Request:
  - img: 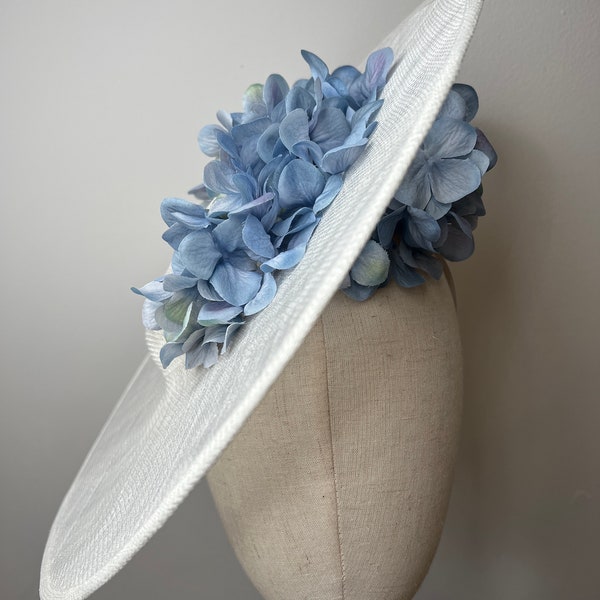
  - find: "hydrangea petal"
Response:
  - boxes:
[452,83,479,122]
[160,198,209,228]
[313,174,343,213]
[321,139,368,174]
[160,342,185,369]
[178,230,222,279]
[244,272,277,316]
[301,49,329,81]
[163,274,198,292]
[131,278,170,302]
[278,159,325,209]
[142,299,162,330]
[210,262,262,307]
[196,278,222,302]
[198,301,243,326]
[426,117,477,158]
[405,207,441,251]
[437,90,467,120]
[475,128,497,170]
[310,107,351,152]
[212,216,244,254]
[257,123,281,163]
[242,214,275,259]
[377,207,406,248]
[342,280,379,301]
[429,158,482,204]
[198,124,225,157]
[185,340,218,369]
[469,148,490,175]
[279,108,310,152]
[350,240,390,287]
[264,74,289,115]
[260,245,306,272]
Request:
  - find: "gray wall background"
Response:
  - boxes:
[1,0,599,598]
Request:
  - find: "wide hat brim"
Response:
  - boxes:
[40,1,483,598]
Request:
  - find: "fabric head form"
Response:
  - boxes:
[40,1,484,598]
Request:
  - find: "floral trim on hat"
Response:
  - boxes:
[342,82,497,299]
[134,50,497,369]
[133,48,394,369]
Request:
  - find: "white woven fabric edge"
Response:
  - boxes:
[40,1,484,598]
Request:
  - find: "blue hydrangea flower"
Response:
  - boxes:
[343,83,496,297]
[134,48,392,368]
[394,84,495,220]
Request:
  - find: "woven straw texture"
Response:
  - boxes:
[40,1,483,598]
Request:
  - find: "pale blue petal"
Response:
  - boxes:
[216,109,233,131]
[181,328,204,353]
[244,272,277,315]
[285,86,316,114]
[350,240,390,287]
[131,278,170,302]
[197,278,223,301]
[210,263,262,306]
[160,343,184,368]
[260,245,306,272]
[278,159,325,209]
[271,207,315,243]
[313,174,343,213]
[425,196,452,219]
[321,139,367,174]
[257,123,281,163]
[221,322,243,353]
[291,140,324,164]
[452,83,479,122]
[212,216,244,253]
[185,340,218,369]
[204,160,236,194]
[376,207,405,248]
[330,65,360,90]
[178,230,222,279]
[198,301,243,326]
[301,49,329,81]
[280,108,310,152]
[160,197,209,229]
[142,299,162,330]
[187,182,210,202]
[264,74,289,115]
[231,117,271,147]
[425,117,477,158]
[469,149,490,175]
[437,90,467,120]
[229,192,274,216]
[405,207,441,250]
[475,128,497,170]
[198,124,225,157]
[215,130,240,161]
[364,47,394,91]
[242,214,274,258]
[430,158,482,204]
[163,273,198,292]
[341,280,379,301]
[310,107,351,152]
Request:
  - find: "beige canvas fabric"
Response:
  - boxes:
[207,273,462,600]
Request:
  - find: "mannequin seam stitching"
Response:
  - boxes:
[322,315,346,599]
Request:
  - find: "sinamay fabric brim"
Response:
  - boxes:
[40,1,484,598]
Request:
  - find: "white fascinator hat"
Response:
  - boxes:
[41,1,484,598]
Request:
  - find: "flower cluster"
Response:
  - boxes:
[133,48,394,369]
[342,83,497,299]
